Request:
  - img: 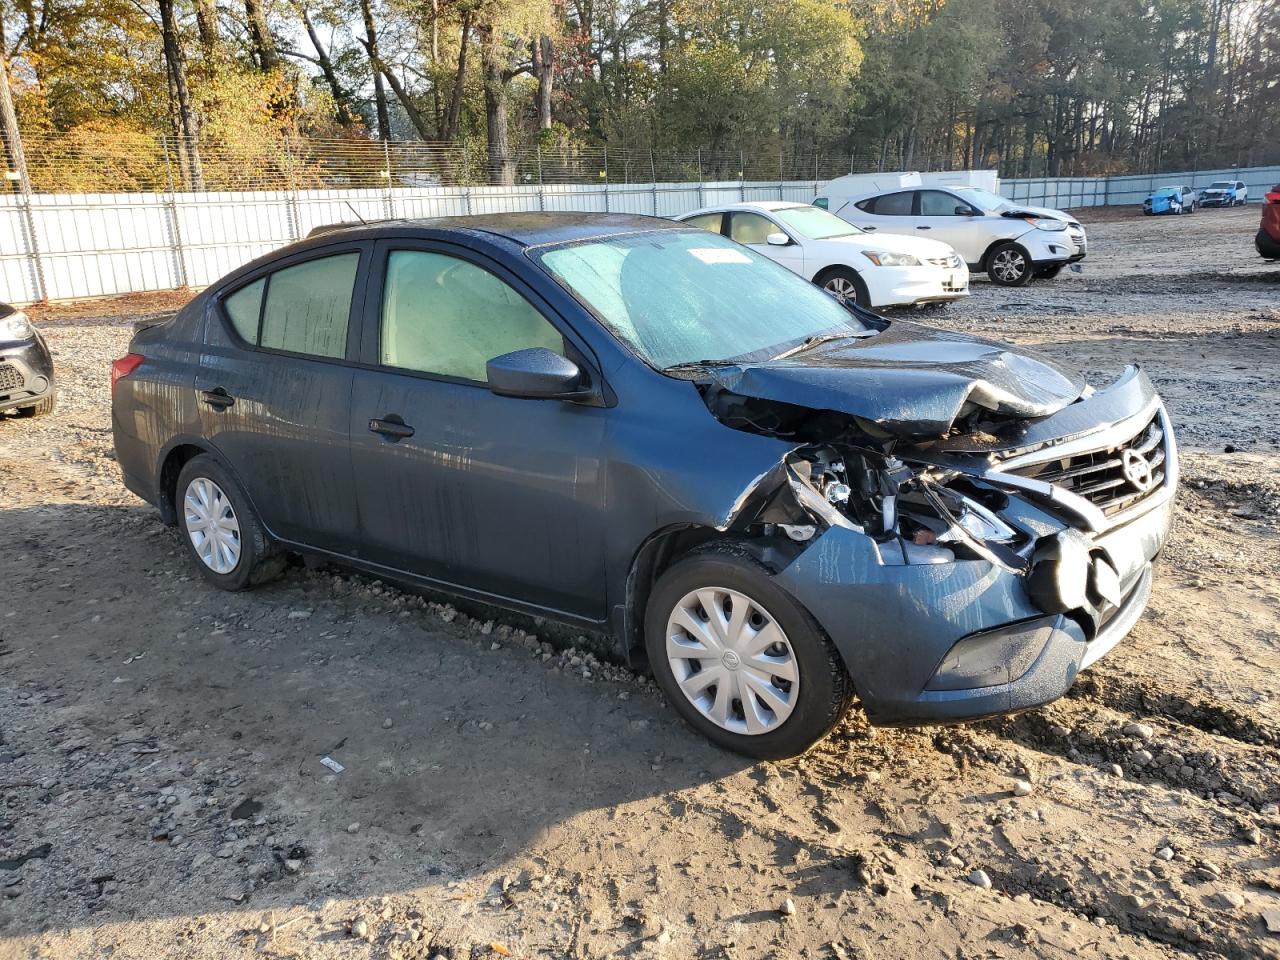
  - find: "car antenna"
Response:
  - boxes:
[344,202,369,226]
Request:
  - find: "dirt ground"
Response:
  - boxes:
[1,204,1279,960]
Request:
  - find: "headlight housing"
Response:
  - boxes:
[863,251,921,267]
[0,309,34,342]
[1026,217,1068,232]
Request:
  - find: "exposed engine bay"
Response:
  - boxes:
[705,386,1035,574]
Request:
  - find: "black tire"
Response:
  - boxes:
[1034,263,1064,280]
[817,266,870,308]
[14,391,55,418]
[175,454,281,590]
[644,541,854,760]
[986,242,1033,286]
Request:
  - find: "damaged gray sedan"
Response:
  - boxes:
[112,213,1176,759]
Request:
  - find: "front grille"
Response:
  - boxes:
[1009,414,1166,518]
[0,362,23,392]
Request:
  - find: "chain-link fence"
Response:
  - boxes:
[3,132,883,194]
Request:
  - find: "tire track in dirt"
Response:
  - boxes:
[1067,672,1280,748]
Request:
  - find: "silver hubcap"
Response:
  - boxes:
[824,276,857,301]
[992,249,1026,282]
[665,587,800,736]
[183,477,241,575]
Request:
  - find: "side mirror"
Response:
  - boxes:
[487,347,591,401]
[955,205,975,216]
[765,232,790,246]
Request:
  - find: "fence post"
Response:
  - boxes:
[382,140,395,219]
[463,144,472,214]
[161,139,189,290]
[283,137,301,241]
[697,149,704,208]
[650,150,658,216]
[739,149,745,202]
[602,146,609,213]
[536,144,545,211]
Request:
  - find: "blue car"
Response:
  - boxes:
[109,213,1178,758]
[1143,185,1197,215]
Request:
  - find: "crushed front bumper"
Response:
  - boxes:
[773,367,1177,726]
[0,333,55,414]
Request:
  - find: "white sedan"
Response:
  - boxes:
[675,201,969,308]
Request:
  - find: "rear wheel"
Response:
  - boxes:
[987,243,1033,286]
[176,455,281,590]
[817,267,870,308]
[645,542,854,759]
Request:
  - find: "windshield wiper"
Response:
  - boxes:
[772,332,861,361]
[661,358,745,373]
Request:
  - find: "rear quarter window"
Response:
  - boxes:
[223,277,264,343]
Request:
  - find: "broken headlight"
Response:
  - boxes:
[0,309,33,342]
[935,498,1017,545]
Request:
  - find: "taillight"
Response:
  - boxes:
[111,353,144,394]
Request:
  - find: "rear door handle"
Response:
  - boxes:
[862,226,877,232]
[201,388,235,409]
[916,225,931,230]
[369,417,415,440]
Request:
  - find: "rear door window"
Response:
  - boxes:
[871,191,914,216]
[259,254,360,358]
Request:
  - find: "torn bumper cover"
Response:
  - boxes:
[768,367,1178,725]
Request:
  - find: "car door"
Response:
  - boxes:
[197,245,367,552]
[346,240,609,619]
[913,189,983,263]
[726,211,804,275]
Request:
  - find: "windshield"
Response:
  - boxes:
[1208,181,1233,189]
[1157,185,1182,193]
[772,206,863,239]
[953,186,1010,211]
[536,230,873,371]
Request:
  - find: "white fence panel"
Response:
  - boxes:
[1,164,1277,304]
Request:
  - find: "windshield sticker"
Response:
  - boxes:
[689,247,752,265]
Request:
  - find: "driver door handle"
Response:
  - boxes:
[862,226,877,232]
[201,387,235,409]
[916,225,931,230]
[369,417,415,440]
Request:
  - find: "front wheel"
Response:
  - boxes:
[987,243,1033,286]
[817,267,871,308]
[645,542,854,759]
[176,455,281,590]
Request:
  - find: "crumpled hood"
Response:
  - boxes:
[698,321,1085,438]
[1003,203,1073,221]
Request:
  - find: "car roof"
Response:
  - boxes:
[306,211,685,248]
[678,200,810,218]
